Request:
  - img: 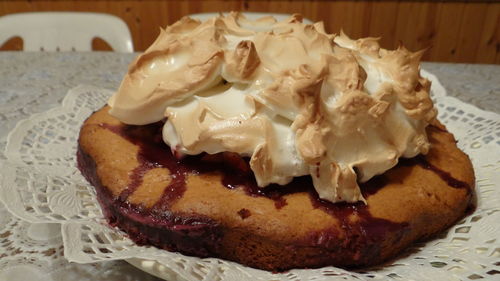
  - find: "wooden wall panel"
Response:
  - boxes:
[0,0,498,64]
[456,3,487,63]
[432,2,465,63]
[474,3,500,64]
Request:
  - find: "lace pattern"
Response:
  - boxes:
[1,81,499,281]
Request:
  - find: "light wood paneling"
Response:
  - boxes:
[0,0,498,63]
[432,2,465,63]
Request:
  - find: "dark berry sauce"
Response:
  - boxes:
[237,208,252,219]
[75,118,475,269]
[100,122,469,213]
[399,155,470,189]
[100,123,191,210]
[97,121,473,247]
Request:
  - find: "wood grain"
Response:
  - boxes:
[0,0,498,63]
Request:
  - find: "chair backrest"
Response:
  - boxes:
[188,12,314,25]
[0,12,133,52]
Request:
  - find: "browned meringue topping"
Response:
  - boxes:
[224,40,260,81]
[108,12,436,203]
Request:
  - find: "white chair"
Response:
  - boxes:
[0,12,133,52]
[188,12,314,24]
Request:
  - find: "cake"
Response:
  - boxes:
[77,13,475,271]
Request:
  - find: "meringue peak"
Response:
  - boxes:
[108,12,435,203]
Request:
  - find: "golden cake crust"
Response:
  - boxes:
[78,106,475,271]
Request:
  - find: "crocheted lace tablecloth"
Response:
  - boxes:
[0,52,499,281]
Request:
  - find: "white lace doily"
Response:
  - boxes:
[1,78,499,281]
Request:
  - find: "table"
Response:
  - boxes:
[0,52,499,281]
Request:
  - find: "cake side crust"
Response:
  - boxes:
[77,106,475,271]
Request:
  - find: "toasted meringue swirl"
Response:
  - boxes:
[108,12,436,203]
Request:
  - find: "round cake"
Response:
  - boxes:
[77,13,475,271]
[77,106,474,271]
